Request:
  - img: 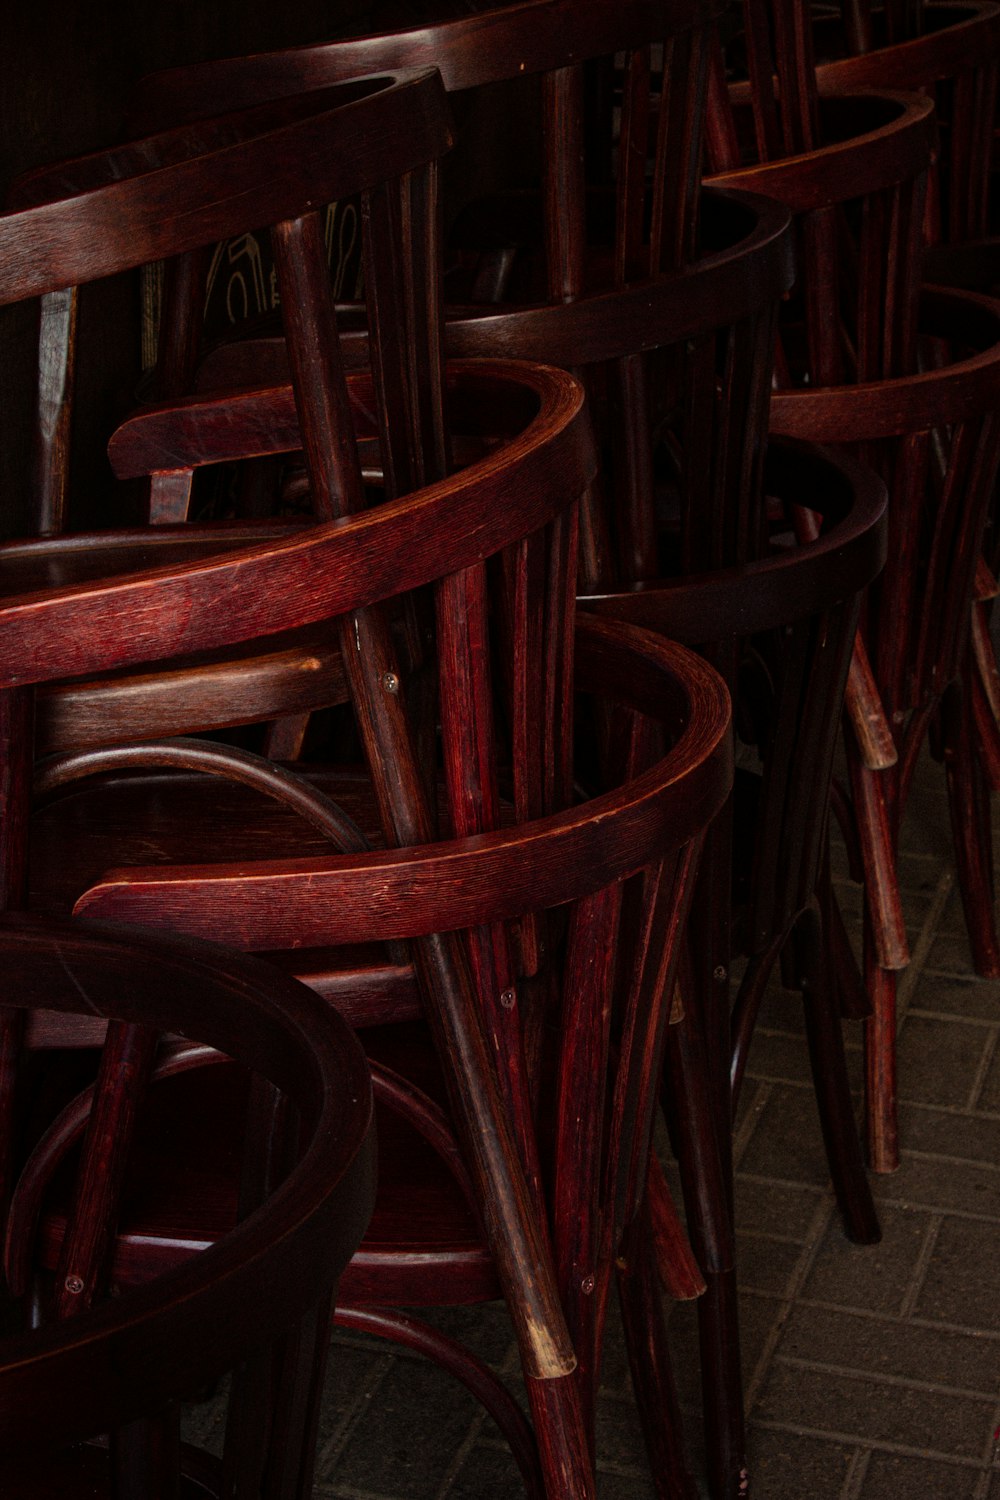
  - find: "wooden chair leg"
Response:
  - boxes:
[664,1005,747,1498]
[863,935,900,1174]
[944,676,1000,977]
[796,906,880,1239]
[527,1370,598,1500]
[616,1211,700,1500]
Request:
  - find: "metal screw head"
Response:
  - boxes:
[580,1274,595,1294]
[499,988,516,1009]
[382,671,400,694]
[64,1275,84,1295]
[713,965,727,982]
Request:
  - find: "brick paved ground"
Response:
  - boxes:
[189,758,1000,1497]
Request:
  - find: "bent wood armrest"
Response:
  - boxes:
[73,620,733,949]
[0,363,594,688]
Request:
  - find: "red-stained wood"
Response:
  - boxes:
[0,916,374,1492]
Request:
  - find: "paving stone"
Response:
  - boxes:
[895,1014,993,1108]
[907,974,1000,1023]
[737,1233,807,1297]
[895,851,950,895]
[873,1153,1000,1219]
[317,1342,393,1451]
[445,1440,527,1498]
[755,984,806,1033]
[897,1102,1000,1165]
[754,1363,996,1457]
[976,1044,1000,1113]
[860,1451,986,1498]
[738,1290,786,1386]
[737,1082,838,1188]
[926,933,982,977]
[418,1301,516,1368]
[777,1303,1000,1395]
[734,1177,826,1240]
[595,1392,654,1470]
[914,1217,1000,1333]
[800,1205,933,1316]
[330,1358,482,1498]
[745,1027,863,1090]
[594,1471,658,1499]
[744,1427,854,1498]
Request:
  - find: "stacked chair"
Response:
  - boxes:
[706,0,1000,1177]
[807,0,1000,1001]
[0,915,375,1497]
[0,29,735,1500]
[115,5,891,1494]
[8,0,1000,1493]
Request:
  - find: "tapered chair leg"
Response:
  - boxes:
[864,926,900,1174]
[944,675,1000,978]
[664,1007,747,1499]
[796,907,881,1242]
[617,1210,699,1500]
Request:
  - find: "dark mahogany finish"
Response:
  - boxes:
[769,287,1000,1171]
[584,438,888,1497]
[0,914,375,1497]
[22,615,732,1500]
[814,2,1000,248]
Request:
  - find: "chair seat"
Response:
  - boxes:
[29,766,385,914]
[29,1029,496,1307]
[35,623,349,755]
[0,521,300,600]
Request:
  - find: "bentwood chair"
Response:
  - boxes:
[812,1,1000,250]
[14,609,732,1500]
[581,439,888,1498]
[114,0,728,588]
[0,64,621,1491]
[7,68,454,538]
[807,1,1000,999]
[705,9,945,1168]
[0,913,375,1499]
[10,327,730,1500]
[768,285,1000,1171]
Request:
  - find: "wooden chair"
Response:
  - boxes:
[769,285,1000,1169]
[807,2,1000,999]
[582,437,888,1498]
[109,0,729,587]
[0,344,602,1479]
[14,609,732,1500]
[0,912,375,1498]
[0,80,616,1488]
[7,68,454,536]
[813,1,1000,248]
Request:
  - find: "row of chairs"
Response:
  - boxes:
[0,0,996,1494]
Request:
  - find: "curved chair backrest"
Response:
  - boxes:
[24,616,732,1493]
[707,86,936,389]
[770,286,1000,743]
[68,613,731,1354]
[0,360,592,688]
[445,186,795,579]
[127,0,726,288]
[705,0,939,390]
[813,0,1000,244]
[582,438,888,944]
[4,69,453,535]
[0,914,374,1491]
[117,0,786,597]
